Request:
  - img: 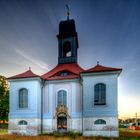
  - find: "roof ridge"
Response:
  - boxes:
[83,64,122,73]
[8,69,40,80]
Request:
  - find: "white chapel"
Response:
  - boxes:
[8,14,122,137]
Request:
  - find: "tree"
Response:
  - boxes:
[0,75,9,123]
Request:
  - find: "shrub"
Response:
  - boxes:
[42,131,82,138]
[66,131,82,138]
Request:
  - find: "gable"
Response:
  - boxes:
[41,63,84,80]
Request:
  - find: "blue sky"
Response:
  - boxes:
[0,0,140,118]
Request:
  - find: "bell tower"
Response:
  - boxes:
[57,10,79,64]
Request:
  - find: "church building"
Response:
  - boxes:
[8,14,122,137]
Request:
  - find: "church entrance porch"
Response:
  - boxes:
[57,116,67,132]
[55,105,69,132]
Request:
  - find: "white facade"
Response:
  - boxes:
[8,71,120,137]
[42,80,82,132]
[81,72,119,137]
[8,78,42,135]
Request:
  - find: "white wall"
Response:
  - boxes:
[43,80,82,119]
[8,118,41,136]
[9,78,41,119]
[82,73,119,117]
[83,117,118,137]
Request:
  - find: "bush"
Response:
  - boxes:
[0,123,8,129]
[66,131,82,138]
[42,131,82,138]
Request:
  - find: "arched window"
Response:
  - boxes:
[18,120,28,125]
[63,41,71,57]
[57,90,67,107]
[94,119,106,125]
[19,88,28,108]
[94,83,106,105]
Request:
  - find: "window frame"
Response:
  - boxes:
[18,120,28,125]
[94,119,106,125]
[19,88,28,109]
[60,71,69,76]
[94,83,106,105]
[57,90,67,107]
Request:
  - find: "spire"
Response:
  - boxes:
[97,61,99,65]
[29,67,31,70]
[66,4,70,20]
[57,6,78,64]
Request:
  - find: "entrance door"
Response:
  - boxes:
[57,117,67,131]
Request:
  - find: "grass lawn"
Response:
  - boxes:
[0,129,8,135]
[119,128,140,138]
[0,128,140,140]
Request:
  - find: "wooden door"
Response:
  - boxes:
[57,117,67,130]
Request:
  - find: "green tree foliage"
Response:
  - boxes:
[0,75,9,121]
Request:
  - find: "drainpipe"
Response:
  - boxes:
[82,81,84,134]
[41,79,45,135]
[80,78,83,134]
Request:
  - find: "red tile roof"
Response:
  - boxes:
[8,69,40,80]
[8,64,122,80]
[41,63,84,80]
[82,64,122,73]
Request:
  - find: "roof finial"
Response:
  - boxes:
[29,67,31,70]
[66,4,70,20]
[97,61,99,65]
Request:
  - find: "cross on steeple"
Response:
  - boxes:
[66,4,70,20]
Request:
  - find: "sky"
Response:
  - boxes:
[0,0,140,118]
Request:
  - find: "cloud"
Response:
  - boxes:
[15,48,50,71]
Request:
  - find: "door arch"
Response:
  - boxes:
[57,115,67,131]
